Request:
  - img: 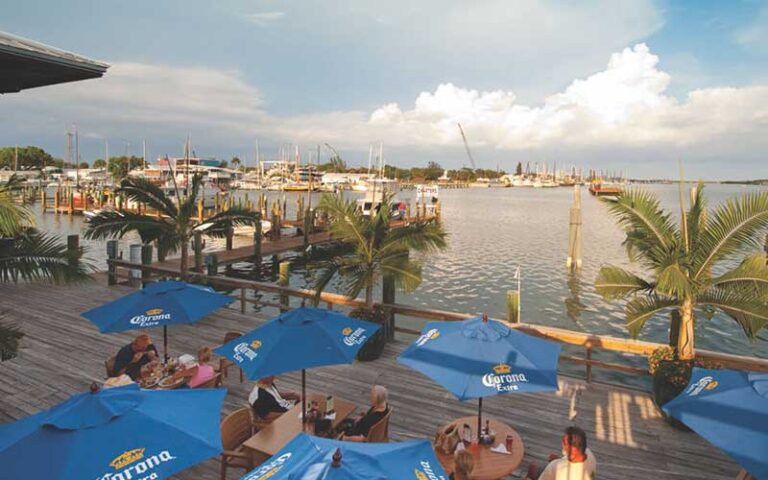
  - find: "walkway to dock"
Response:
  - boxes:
[0,279,740,479]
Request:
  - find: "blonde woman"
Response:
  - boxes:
[171,346,216,388]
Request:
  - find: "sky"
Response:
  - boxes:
[2,0,768,179]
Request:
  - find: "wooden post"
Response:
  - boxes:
[240,288,247,314]
[567,184,583,271]
[297,196,304,222]
[585,345,593,383]
[204,254,219,276]
[382,274,396,340]
[141,244,153,287]
[278,261,290,312]
[193,232,203,272]
[214,193,220,213]
[66,234,79,268]
[54,188,60,213]
[129,244,142,287]
[303,208,311,249]
[506,290,520,323]
[107,240,118,285]
[253,217,262,265]
[41,189,47,212]
[226,225,234,251]
[271,211,281,241]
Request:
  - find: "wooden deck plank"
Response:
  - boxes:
[0,280,740,480]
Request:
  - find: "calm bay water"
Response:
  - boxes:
[33,184,768,385]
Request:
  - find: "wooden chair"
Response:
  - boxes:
[195,373,223,389]
[219,407,255,480]
[219,332,245,384]
[365,407,392,443]
[736,469,756,480]
[105,354,117,378]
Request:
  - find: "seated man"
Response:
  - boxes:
[112,334,159,381]
[525,426,597,480]
[340,385,390,442]
[248,376,301,421]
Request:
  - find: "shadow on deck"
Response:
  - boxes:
[0,279,739,479]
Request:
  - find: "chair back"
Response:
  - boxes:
[196,373,223,389]
[105,354,117,378]
[736,470,756,480]
[220,408,254,451]
[224,331,243,343]
[366,407,392,443]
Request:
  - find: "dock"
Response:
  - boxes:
[0,278,742,480]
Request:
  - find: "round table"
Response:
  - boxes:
[434,416,524,480]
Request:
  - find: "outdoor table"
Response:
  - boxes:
[435,416,524,480]
[244,392,356,465]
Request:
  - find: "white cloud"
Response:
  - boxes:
[2,43,768,172]
[243,11,285,27]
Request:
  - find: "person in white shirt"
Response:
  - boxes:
[524,426,597,480]
[248,376,301,421]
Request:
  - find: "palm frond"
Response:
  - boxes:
[686,182,707,250]
[711,254,768,297]
[0,175,34,236]
[625,295,678,338]
[655,263,693,299]
[692,190,768,281]
[0,230,92,284]
[380,250,423,293]
[318,193,371,256]
[0,315,23,361]
[603,188,678,255]
[699,288,768,339]
[380,218,448,255]
[84,210,175,243]
[594,265,652,301]
[177,174,203,223]
[117,177,177,217]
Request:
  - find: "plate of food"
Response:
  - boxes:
[158,376,186,389]
[140,376,160,389]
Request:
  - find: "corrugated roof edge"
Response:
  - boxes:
[0,30,109,72]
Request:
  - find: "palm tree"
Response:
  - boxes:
[1,175,90,359]
[85,175,259,276]
[595,184,768,360]
[312,192,448,311]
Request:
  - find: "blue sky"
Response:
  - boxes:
[2,0,768,179]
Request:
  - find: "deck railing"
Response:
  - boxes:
[107,258,768,385]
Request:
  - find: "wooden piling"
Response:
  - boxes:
[141,244,153,287]
[107,240,118,286]
[278,261,290,312]
[41,189,47,212]
[507,290,520,323]
[66,235,79,267]
[204,254,219,276]
[193,232,203,271]
[566,184,583,271]
[129,244,142,287]
[253,217,262,265]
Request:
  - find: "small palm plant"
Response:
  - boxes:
[85,175,259,276]
[1,175,90,359]
[312,192,448,311]
[596,183,768,361]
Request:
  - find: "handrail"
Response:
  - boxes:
[108,259,768,376]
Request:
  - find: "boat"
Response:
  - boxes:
[232,220,273,237]
[416,185,440,215]
[589,181,624,197]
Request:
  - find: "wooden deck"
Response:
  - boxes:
[0,279,741,479]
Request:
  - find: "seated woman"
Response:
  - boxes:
[340,385,389,442]
[169,346,216,388]
[248,376,301,421]
[450,450,475,480]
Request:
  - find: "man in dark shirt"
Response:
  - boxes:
[112,334,158,380]
[248,376,301,421]
[341,385,389,442]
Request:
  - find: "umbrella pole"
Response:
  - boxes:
[301,369,306,424]
[477,397,483,443]
[163,326,169,363]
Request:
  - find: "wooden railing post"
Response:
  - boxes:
[141,244,153,287]
[240,287,247,314]
[204,254,219,277]
[586,345,593,383]
[107,240,118,286]
[66,234,79,268]
[193,232,203,272]
[278,261,290,312]
[129,244,142,287]
[253,217,262,266]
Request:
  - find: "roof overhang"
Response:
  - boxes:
[0,31,109,93]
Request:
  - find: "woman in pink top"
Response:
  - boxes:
[171,347,216,388]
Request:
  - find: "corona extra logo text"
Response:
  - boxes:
[482,364,528,392]
[242,453,292,480]
[687,376,718,397]
[416,461,446,480]
[343,327,368,347]
[415,329,440,347]
[233,340,261,363]
[129,308,171,328]
[98,449,176,480]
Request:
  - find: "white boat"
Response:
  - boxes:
[232,220,273,237]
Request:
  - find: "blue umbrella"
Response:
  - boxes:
[240,432,448,480]
[398,316,561,437]
[663,368,768,480]
[82,280,234,360]
[0,384,225,480]
[214,307,381,421]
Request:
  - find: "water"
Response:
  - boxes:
[32,184,768,386]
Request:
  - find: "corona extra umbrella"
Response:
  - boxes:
[81,280,234,361]
[240,432,447,480]
[0,384,225,480]
[663,368,768,480]
[398,316,560,439]
[214,307,380,421]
